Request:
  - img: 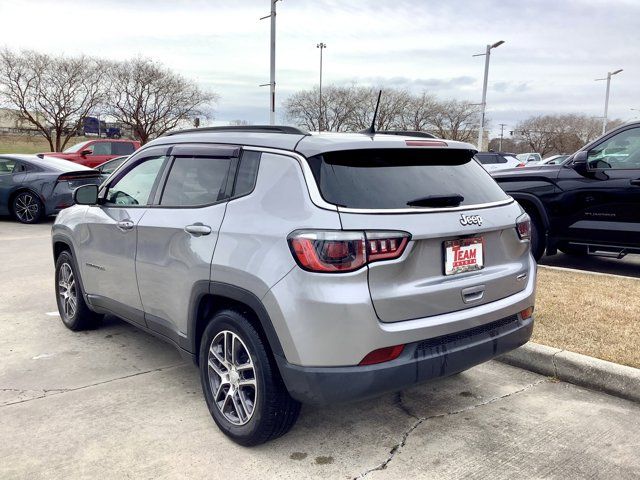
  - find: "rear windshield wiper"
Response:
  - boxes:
[406,194,464,207]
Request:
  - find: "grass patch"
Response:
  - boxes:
[0,134,85,154]
[533,266,640,368]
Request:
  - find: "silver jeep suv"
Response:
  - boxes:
[52,126,536,445]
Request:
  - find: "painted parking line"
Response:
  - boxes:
[45,311,60,317]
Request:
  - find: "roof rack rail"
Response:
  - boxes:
[164,125,309,137]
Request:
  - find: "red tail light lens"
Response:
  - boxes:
[516,214,531,240]
[366,232,410,262]
[519,306,534,320]
[359,344,405,365]
[288,230,410,273]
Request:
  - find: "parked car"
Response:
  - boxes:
[475,152,524,172]
[516,152,542,164]
[525,154,569,167]
[52,126,535,445]
[40,139,140,168]
[492,122,640,260]
[0,154,101,223]
[95,155,128,180]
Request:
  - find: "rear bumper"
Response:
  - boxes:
[277,314,533,406]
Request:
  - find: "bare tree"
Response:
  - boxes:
[399,92,439,131]
[284,85,358,132]
[106,58,216,144]
[0,49,106,151]
[513,114,625,156]
[430,100,480,142]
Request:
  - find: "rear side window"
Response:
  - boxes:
[307,149,509,209]
[160,157,232,206]
[475,153,496,165]
[112,142,136,155]
[0,158,16,174]
[231,151,260,198]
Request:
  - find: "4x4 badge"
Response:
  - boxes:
[460,214,483,226]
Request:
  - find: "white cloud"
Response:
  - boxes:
[0,0,638,133]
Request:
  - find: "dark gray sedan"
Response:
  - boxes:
[0,154,101,223]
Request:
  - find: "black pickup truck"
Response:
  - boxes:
[492,122,640,261]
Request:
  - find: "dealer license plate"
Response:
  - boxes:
[444,237,484,275]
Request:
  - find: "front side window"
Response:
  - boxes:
[588,127,640,170]
[160,157,232,206]
[0,158,17,174]
[105,156,165,206]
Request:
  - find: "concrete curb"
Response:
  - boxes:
[497,342,640,403]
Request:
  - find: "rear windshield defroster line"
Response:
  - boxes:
[306,149,510,210]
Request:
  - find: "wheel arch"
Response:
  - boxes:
[510,193,550,230]
[51,233,89,298]
[189,282,286,367]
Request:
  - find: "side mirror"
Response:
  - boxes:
[74,184,99,205]
[80,149,92,157]
[572,151,588,165]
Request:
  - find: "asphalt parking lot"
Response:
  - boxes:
[1,218,639,479]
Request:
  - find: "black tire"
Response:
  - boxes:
[199,310,301,446]
[12,191,44,224]
[55,251,102,331]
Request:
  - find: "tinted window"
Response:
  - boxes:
[588,127,640,170]
[232,151,260,197]
[112,142,136,155]
[0,158,16,174]
[100,157,127,175]
[308,149,509,209]
[105,156,165,206]
[92,142,111,155]
[160,157,232,206]
[475,153,497,165]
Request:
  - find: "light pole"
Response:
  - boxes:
[260,1,280,125]
[595,68,623,134]
[473,40,504,151]
[499,123,506,151]
[317,42,326,131]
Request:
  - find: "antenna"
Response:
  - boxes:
[361,90,382,135]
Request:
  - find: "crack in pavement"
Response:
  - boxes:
[0,363,186,408]
[354,378,552,479]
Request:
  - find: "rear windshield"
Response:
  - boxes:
[307,149,509,209]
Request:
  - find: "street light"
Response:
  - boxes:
[317,42,327,131]
[595,68,623,134]
[473,40,505,150]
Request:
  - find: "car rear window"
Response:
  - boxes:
[307,149,509,209]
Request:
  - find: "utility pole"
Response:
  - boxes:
[595,69,623,135]
[260,1,279,125]
[499,123,506,151]
[473,40,504,151]
[317,42,326,131]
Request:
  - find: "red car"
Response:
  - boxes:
[40,139,140,168]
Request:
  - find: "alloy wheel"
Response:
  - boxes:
[14,193,39,223]
[58,263,77,319]
[207,330,257,426]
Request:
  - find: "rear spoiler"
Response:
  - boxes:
[56,170,100,182]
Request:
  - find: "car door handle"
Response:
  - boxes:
[184,223,212,236]
[116,220,134,231]
[630,179,640,186]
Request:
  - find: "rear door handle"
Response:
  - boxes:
[630,179,640,186]
[184,223,212,236]
[116,220,134,231]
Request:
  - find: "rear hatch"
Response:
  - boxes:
[306,147,531,322]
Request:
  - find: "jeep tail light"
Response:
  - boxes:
[359,344,405,366]
[516,214,531,240]
[288,230,410,273]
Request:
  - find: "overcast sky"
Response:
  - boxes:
[1,0,638,136]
